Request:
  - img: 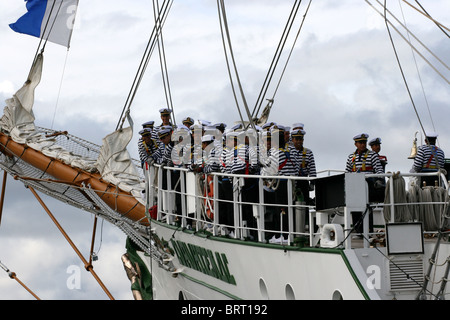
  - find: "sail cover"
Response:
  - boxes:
[10,0,79,48]
[96,112,145,200]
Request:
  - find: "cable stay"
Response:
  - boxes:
[153,0,176,126]
[251,0,303,123]
[116,0,173,131]
[253,0,312,125]
[216,0,254,129]
[398,0,437,136]
[402,0,450,36]
[366,0,450,86]
[377,0,443,170]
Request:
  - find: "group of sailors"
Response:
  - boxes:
[138,108,317,189]
[137,107,446,237]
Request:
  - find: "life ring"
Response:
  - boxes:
[203,175,214,220]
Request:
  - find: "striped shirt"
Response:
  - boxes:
[292,147,317,177]
[138,137,157,166]
[261,146,298,176]
[221,144,253,174]
[412,144,445,172]
[345,149,383,174]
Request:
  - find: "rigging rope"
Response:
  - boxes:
[401,0,450,35]
[254,0,313,122]
[217,0,255,129]
[153,0,176,126]
[398,0,437,135]
[216,0,245,127]
[367,0,450,85]
[116,0,173,131]
[251,0,303,121]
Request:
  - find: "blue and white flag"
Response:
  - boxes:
[10,0,79,48]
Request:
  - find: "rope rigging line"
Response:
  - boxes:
[413,0,449,38]
[253,0,313,123]
[366,0,450,86]
[374,0,450,72]
[397,0,437,134]
[379,0,428,153]
[217,0,256,130]
[401,0,450,35]
[28,0,62,79]
[251,0,303,121]
[116,0,173,131]
[216,0,245,127]
[153,0,176,126]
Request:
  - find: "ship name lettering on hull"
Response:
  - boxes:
[170,239,236,285]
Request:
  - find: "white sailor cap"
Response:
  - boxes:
[158,128,172,138]
[426,132,439,139]
[160,125,173,131]
[142,121,154,128]
[353,133,369,142]
[213,123,227,130]
[139,128,152,136]
[159,108,171,115]
[291,129,306,138]
[271,125,285,133]
[176,124,190,132]
[292,123,304,130]
[231,123,243,131]
[201,134,215,143]
[262,122,277,130]
[198,119,211,126]
[182,117,194,126]
[369,137,382,146]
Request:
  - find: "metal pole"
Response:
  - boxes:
[28,186,114,300]
[0,171,8,226]
[0,261,40,300]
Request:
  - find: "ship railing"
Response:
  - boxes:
[344,171,449,249]
[145,165,450,249]
[146,164,315,244]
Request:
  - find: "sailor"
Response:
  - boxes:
[171,125,191,168]
[369,137,387,172]
[261,122,277,131]
[411,132,445,186]
[152,127,173,165]
[200,134,221,174]
[182,116,195,128]
[138,128,156,167]
[142,120,155,129]
[346,133,383,236]
[345,133,383,174]
[158,108,173,126]
[291,129,316,203]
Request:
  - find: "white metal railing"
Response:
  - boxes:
[143,164,450,249]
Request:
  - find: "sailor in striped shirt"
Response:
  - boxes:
[291,129,316,203]
[411,132,445,173]
[138,128,157,167]
[152,127,173,165]
[345,133,383,174]
[346,133,383,235]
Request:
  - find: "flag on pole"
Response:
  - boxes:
[9,0,79,48]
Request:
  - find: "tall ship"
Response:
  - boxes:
[0,1,449,300]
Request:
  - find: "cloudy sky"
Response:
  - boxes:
[0,0,449,300]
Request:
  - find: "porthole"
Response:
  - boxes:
[285,284,295,300]
[332,290,343,300]
[259,278,269,300]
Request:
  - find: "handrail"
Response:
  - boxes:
[145,164,449,249]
